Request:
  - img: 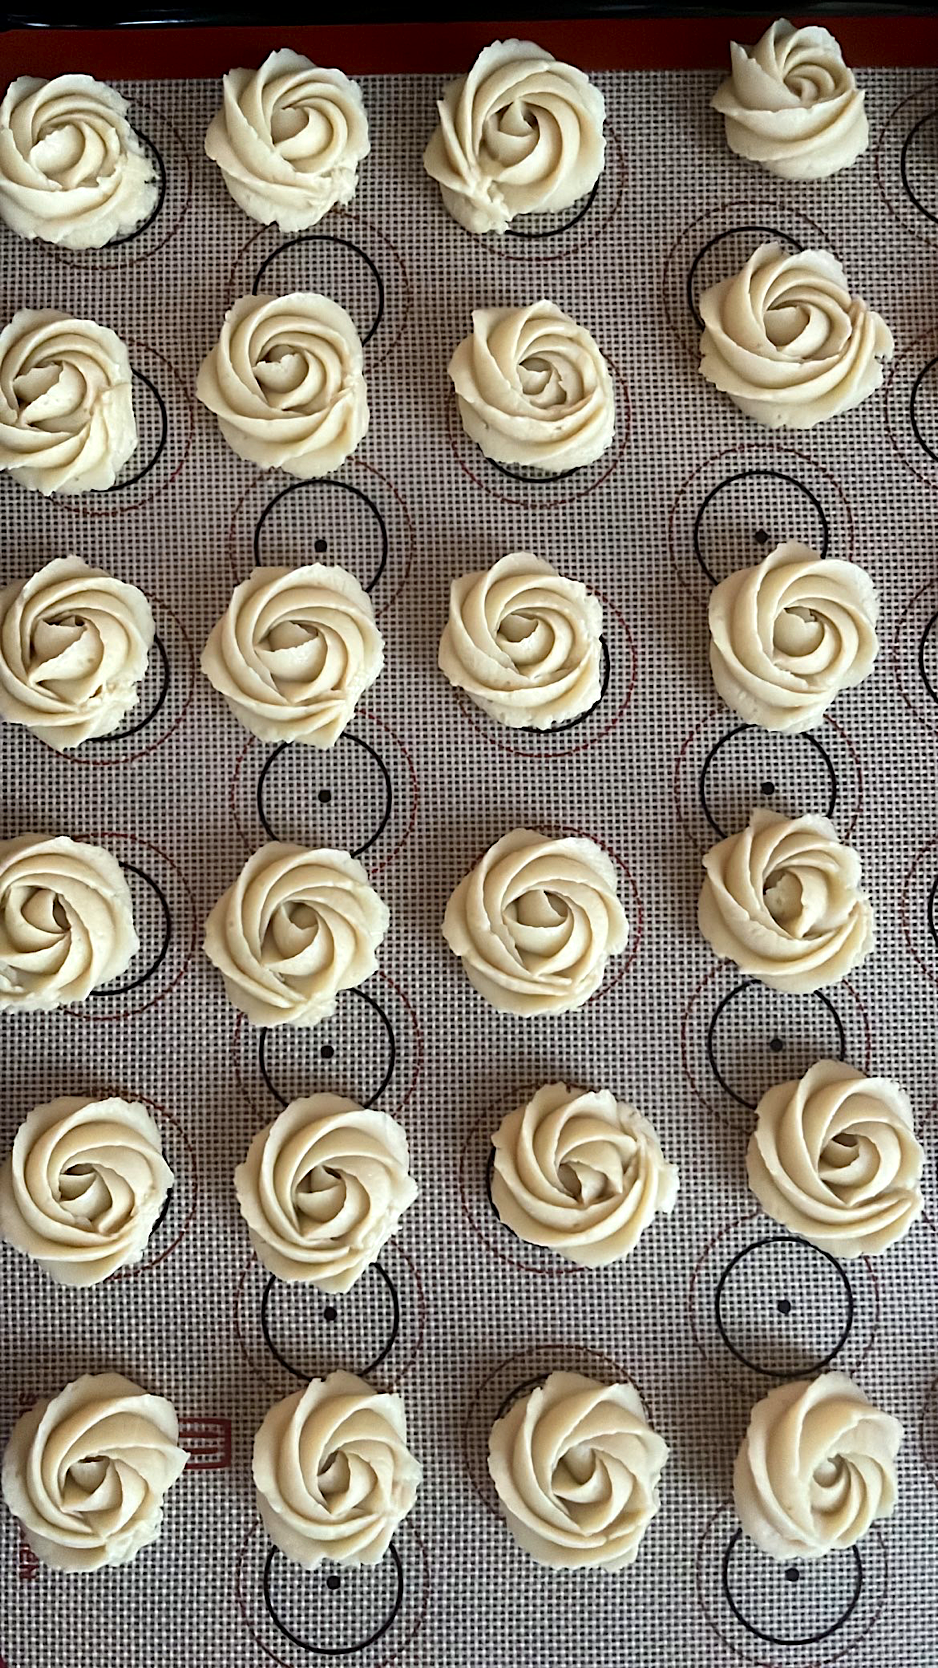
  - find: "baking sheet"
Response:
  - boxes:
[0,58,937,1668]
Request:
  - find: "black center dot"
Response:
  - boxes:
[784,1566,801,1583]
[326,1573,341,1591]
[768,1036,784,1053]
[315,537,328,554]
[324,1305,338,1322]
[777,1297,792,1316]
[318,788,332,805]
[754,529,770,545]
[321,1043,335,1060]
[760,780,776,796]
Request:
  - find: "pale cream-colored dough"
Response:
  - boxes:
[0,73,158,247]
[698,243,893,429]
[488,1370,669,1569]
[708,541,879,733]
[449,300,615,472]
[201,562,383,745]
[442,828,628,1014]
[0,308,137,494]
[205,49,369,231]
[197,291,368,477]
[491,1083,678,1266]
[747,1060,923,1256]
[235,1093,416,1289]
[712,19,868,179]
[423,39,605,235]
[698,809,874,994]
[0,556,154,749]
[0,1094,173,1286]
[0,832,138,1010]
[1,1372,187,1570]
[439,552,603,729]
[734,1372,902,1560]
[253,1370,420,1566]
[204,842,389,1027]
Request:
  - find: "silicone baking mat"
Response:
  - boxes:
[1,45,937,1668]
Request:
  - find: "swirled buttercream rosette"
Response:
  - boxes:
[0,308,137,494]
[205,49,369,231]
[0,832,138,1010]
[712,20,868,180]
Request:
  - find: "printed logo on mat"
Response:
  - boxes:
[681,962,872,1133]
[178,1415,232,1471]
[697,1504,889,1665]
[235,1516,429,1667]
[688,1213,880,1385]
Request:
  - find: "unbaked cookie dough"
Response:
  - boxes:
[1,1372,187,1570]
[439,552,603,729]
[0,73,158,246]
[449,300,615,473]
[734,1373,902,1559]
[747,1060,923,1256]
[235,1093,416,1288]
[491,1083,678,1265]
[0,556,154,749]
[442,828,629,1014]
[0,308,138,494]
[708,541,879,733]
[488,1370,669,1569]
[201,562,383,745]
[204,842,389,1027]
[424,39,605,235]
[712,19,868,179]
[0,1094,173,1285]
[254,1371,420,1566]
[698,243,893,429]
[698,809,874,994]
[205,49,369,231]
[0,832,138,1010]
[197,292,368,477]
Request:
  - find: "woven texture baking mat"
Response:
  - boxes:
[0,57,937,1668]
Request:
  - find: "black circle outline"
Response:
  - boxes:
[259,1259,401,1382]
[705,979,847,1111]
[928,873,938,952]
[262,1540,404,1657]
[910,355,938,466]
[84,633,170,746]
[698,723,838,840]
[251,233,385,347]
[686,226,805,333]
[493,1374,549,1425]
[256,734,392,857]
[89,862,172,999]
[257,986,397,1110]
[504,177,601,242]
[899,108,938,228]
[489,456,579,486]
[692,468,830,587]
[510,635,612,737]
[252,477,389,594]
[714,1234,855,1377]
[722,1527,864,1646]
[105,368,168,493]
[918,609,938,705]
[105,128,168,248]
